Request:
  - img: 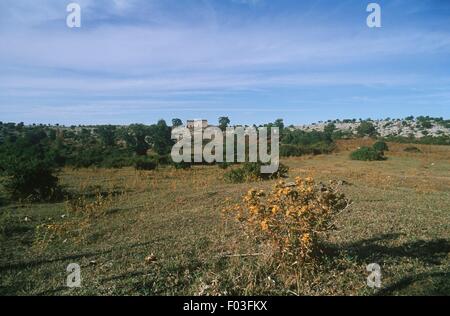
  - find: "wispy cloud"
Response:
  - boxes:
[0,0,449,124]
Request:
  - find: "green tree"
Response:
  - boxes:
[218,117,230,131]
[373,140,389,152]
[324,123,336,141]
[357,121,376,137]
[0,129,61,201]
[273,118,284,130]
[122,124,151,156]
[148,120,173,156]
[95,125,116,147]
[1,158,60,201]
[172,118,183,127]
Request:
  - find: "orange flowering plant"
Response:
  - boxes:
[224,177,350,263]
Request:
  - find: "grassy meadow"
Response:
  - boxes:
[0,139,449,296]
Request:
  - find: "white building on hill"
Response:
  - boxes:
[186,119,209,129]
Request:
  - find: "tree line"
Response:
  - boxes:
[0,117,448,202]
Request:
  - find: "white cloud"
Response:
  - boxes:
[0,0,449,124]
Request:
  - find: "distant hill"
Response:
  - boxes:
[295,117,450,138]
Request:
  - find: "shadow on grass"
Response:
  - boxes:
[335,233,449,265]
[324,233,450,295]
[0,240,158,272]
[376,271,450,296]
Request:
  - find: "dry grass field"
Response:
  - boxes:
[1,139,449,295]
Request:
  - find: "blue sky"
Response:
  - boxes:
[0,0,449,126]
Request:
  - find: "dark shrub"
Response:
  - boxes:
[357,121,377,137]
[420,121,432,129]
[404,146,422,153]
[350,147,385,161]
[224,167,247,183]
[134,158,157,170]
[267,163,289,180]
[71,147,103,168]
[310,141,336,155]
[1,158,61,201]
[373,141,389,152]
[280,142,335,157]
[280,144,304,157]
[224,162,289,183]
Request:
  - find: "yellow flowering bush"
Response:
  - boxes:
[224,177,350,263]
